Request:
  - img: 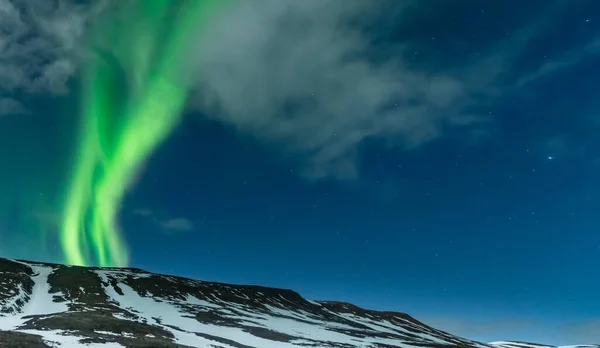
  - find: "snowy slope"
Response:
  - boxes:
[0,257,595,348]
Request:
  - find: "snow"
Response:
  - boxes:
[106,278,296,347]
[20,265,69,316]
[20,329,126,347]
[94,330,119,336]
[91,268,502,348]
[1,283,26,315]
[0,263,68,330]
[185,294,220,308]
[1,260,594,348]
[305,299,322,306]
[0,263,123,347]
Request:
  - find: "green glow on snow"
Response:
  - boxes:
[60,0,222,267]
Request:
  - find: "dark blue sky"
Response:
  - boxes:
[1,0,599,344]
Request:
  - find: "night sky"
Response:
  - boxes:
[1,0,599,344]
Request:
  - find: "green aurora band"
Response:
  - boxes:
[60,0,223,267]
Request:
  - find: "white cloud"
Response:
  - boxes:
[0,0,598,179]
[185,0,595,179]
[186,0,473,179]
[0,0,104,94]
[133,208,194,233]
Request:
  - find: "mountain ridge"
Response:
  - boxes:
[0,257,595,348]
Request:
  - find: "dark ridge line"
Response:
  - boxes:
[2,257,421,321]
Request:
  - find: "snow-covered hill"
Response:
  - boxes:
[0,257,594,348]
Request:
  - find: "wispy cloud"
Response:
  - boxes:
[157,218,194,232]
[0,0,598,179]
[185,1,596,179]
[187,1,471,179]
[517,37,600,87]
[0,97,27,116]
[133,209,194,233]
[0,0,88,94]
[132,208,153,218]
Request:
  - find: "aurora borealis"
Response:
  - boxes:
[60,0,221,267]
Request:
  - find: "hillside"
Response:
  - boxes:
[0,258,594,348]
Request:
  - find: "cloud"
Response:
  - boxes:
[133,209,194,233]
[132,208,153,218]
[185,0,595,180]
[0,97,27,116]
[517,37,600,87]
[186,1,472,179]
[158,218,194,232]
[1,0,598,180]
[0,0,105,95]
